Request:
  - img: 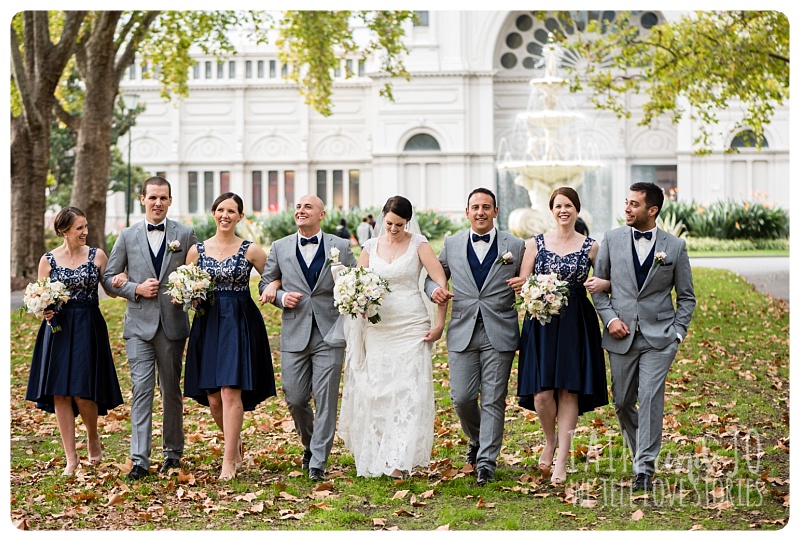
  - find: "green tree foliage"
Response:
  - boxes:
[276,11,415,116]
[557,11,789,153]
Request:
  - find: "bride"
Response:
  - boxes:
[337,195,449,477]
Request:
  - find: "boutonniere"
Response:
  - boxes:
[654,251,667,267]
[168,240,181,253]
[495,251,513,265]
[326,246,340,266]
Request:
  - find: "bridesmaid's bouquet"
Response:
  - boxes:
[165,263,214,314]
[515,272,570,325]
[333,267,390,324]
[22,277,71,332]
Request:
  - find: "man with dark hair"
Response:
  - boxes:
[425,187,525,486]
[591,181,695,491]
[103,177,197,480]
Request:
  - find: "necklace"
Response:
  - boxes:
[216,237,238,258]
[63,245,83,266]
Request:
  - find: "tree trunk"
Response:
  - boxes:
[71,12,121,250]
[10,116,48,278]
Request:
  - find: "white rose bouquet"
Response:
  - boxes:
[333,266,390,324]
[22,277,71,333]
[515,272,570,325]
[165,263,215,315]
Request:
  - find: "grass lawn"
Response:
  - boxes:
[8,267,789,531]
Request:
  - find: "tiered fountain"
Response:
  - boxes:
[497,43,603,238]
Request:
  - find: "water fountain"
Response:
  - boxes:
[497,42,603,237]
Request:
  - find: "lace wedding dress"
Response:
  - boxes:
[338,234,435,477]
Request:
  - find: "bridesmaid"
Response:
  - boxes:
[511,187,610,484]
[183,192,277,480]
[26,206,124,476]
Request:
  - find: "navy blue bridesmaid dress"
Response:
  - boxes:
[26,248,124,415]
[517,235,609,415]
[184,241,276,411]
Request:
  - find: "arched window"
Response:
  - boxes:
[730,130,769,149]
[404,133,441,152]
[497,11,664,72]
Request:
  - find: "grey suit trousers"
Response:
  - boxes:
[609,331,679,477]
[126,326,186,469]
[448,320,515,473]
[280,324,344,470]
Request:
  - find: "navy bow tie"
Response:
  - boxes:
[147,223,165,232]
[300,236,319,246]
[472,233,491,243]
[633,230,652,241]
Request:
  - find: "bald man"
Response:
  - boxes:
[258,195,356,481]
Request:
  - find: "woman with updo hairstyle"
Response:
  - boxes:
[510,186,610,484]
[337,194,449,477]
[182,192,277,481]
[26,206,124,476]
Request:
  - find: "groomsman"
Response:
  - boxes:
[258,195,357,481]
[103,176,197,480]
[591,182,695,491]
[426,188,525,485]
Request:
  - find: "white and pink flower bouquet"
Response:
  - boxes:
[22,277,71,333]
[165,263,214,314]
[333,266,390,324]
[515,272,570,325]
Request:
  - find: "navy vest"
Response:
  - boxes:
[466,235,498,291]
[631,238,656,290]
[150,236,166,277]
[296,238,326,291]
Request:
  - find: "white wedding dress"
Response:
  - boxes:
[338,234,435,477]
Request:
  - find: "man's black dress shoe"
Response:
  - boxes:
[301,449,313,470]
[465,442,479,467]
[160,458,181,473]
[633,473,653,491]
[126,465,149,480]
[309,468,326,481]
[476,467,494,486]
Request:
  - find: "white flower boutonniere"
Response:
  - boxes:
[496,251,513,265]
[326,246,340,266]
[168,240,181,253]
[654,251,667,267]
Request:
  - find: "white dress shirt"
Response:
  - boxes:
[145,219,167,255]
[633,225,658,264]
[469,227,497,263]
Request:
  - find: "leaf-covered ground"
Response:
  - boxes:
[8,268,789,531]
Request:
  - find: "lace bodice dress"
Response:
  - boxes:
[517,235,608,415]
[184,241,276,411]
[26,248,124,415]
[338,234,436,477]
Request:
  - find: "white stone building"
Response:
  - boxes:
[111,10,790,236]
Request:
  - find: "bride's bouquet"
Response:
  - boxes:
[165,263,214,314]
[22,277,71,332]
[515,272,570,325]
[333,267,390,324]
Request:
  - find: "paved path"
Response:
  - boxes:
[7,256,789,311]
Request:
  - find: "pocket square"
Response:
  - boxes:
[171,249,183,254]
[663,262,673,266]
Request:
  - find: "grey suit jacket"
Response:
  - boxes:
[259,232,357,353]
[425,230,525,353]
[591,226,696,354]
[102,219,197,342]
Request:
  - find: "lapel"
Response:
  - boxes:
[481,231,505,289]
[456,231,480,293]
[623,227,639,290]
[313,234,334,292]
[639,229,667,294]
[159,219,175,282]
[137,221,158,278]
